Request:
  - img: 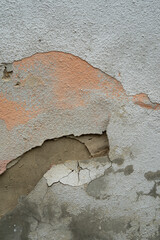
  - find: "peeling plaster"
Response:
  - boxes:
[0,52,159,132]
[0,51,160,174]
[44,156,111,187]
[0,133,109,218]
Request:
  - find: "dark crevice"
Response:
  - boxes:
[2,64,13,79]
[0,132,109,219]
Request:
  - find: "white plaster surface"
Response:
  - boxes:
[44,156,111,186]
[0,0,160,102]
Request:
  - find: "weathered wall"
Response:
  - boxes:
[0,1,160,239]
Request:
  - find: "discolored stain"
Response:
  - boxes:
[69,208,128,240]
[136,182,160,199]
[0,172,149,240]
[144,171,160,181]
[112,158,124,165]
[148,183,158,198]
[0,207,30,240]
[42,203,61,223]
[60,204,71,219]
[0,192,70,240]
[124,165,134,176]
[86,175,108,199]
[104,167,113,175]
[115,165,134,176]
[115,168,124,174]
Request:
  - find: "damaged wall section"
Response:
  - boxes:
[0,132,109,218]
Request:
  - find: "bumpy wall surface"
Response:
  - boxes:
[0,1,160,239]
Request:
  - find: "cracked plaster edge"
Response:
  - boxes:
[43,156,111,187]
[1,51,160,174]
[1,50,160,106]
[2,131,107,174]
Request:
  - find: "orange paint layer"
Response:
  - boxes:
[14,52,159,110]
[0,93,40,130]
[132,93,160,110]
[0,160,10,175]
[1,51,159,131]
[53,53,128,108]
[14,52,129,109]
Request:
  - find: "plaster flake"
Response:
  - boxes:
[44,164,72,186]
[44,156,111,187]
[60,170,79,186]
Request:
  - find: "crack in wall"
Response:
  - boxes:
[0,132,109,218]
[136,171,160,200]
[0,174,155,240]
[136,181,160,200]
[44,156,111,187]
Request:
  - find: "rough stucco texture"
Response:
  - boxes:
[0,0,160,103]
[0,1,160,239]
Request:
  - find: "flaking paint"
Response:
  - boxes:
[0,51,160,174]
